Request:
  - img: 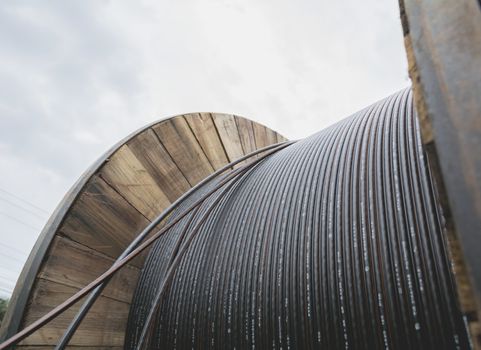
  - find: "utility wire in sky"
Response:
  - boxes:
[0,211,41,231]
[0,251,26,265]
[0,242,27,257]
[0,284,15,291]
[0,188,48,215]
[0,276,17,285]
[0,286,13,295]
[0,195,47,221]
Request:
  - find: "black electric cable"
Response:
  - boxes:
[0,142,293,350]
[126,88,472,349]
[51,140,294,350]
[135,163,261,349]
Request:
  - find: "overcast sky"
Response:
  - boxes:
[0,0,408,298]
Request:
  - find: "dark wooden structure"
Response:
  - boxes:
[400,0,481,344]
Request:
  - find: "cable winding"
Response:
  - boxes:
[126,88,471,349]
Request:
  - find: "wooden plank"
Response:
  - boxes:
[252,122,270,149]
[211,114,245,164]
[20,279,129,347]
[127,128,191,203]
[276,132,288,143]
[152,119,214,185]
[1,114,287,349]
[58,175,150,264]
[400,1,481,346]
[37,235,139,303]
[265,126,278,146]
[184,113,229,170]
[235,116,257,156]
[400,0,481,286]
[252,121,282,150]
[0,118,163,343]
[100,145,170,221]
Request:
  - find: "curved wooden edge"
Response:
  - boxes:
[0,112,287,347]
[0,116,177,342]
[399,0,481,345]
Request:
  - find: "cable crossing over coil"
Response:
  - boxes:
[125,88,472,349]
[0,89,474,350]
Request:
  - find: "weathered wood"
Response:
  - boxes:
[425,142,481,348]
[37,236,139,303]
[100,145,171,221]
[276,131,288,144]
[400,0,481,347]
[1,113,286,349]
[128,128,191,203]
[265,126,278,146]
[0,118,165,344]
[235,116,257,155]
[184,113,229,170]
[252,122,271,149]
[211,113,245,163]
[20,279,129,347]
[58,175,150,262]
[400,0,481,286]
[152,119,214,185]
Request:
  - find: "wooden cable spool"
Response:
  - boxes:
[0,114,286,348]
[1,0,481,348]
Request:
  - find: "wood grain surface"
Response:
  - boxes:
[0,113,286,348]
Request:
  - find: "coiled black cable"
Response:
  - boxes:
[126,88,472,349]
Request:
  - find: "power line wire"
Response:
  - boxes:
[0,278,20,288]
[0,282,18,291]
[0,195,47,220]
[0,265,21,274]
[0,284,14,292]
[0,286,13,295]
[0,251,25,265]
[0,276,17,285]
[0,211,41,231]
[0,188,48,214]
[0,242,27,257]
